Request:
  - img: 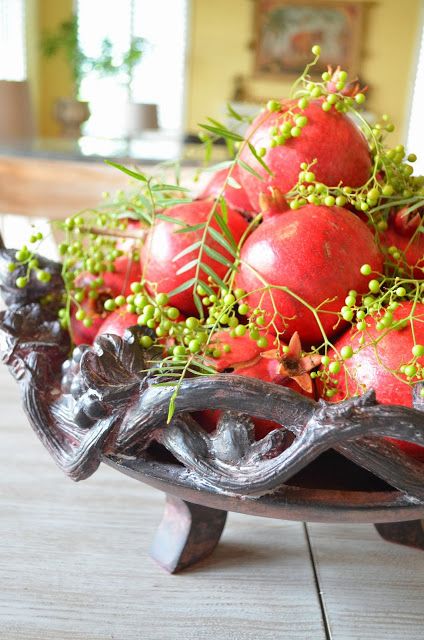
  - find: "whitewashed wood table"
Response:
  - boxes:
[0,362,423,640]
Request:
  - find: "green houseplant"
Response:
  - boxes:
[41,15,146,137]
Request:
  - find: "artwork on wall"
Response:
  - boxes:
[254,1,363,78]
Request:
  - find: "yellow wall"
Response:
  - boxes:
[26,0,74,136]
[186,0,423,143]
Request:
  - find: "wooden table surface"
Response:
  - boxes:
[0,362,423,640]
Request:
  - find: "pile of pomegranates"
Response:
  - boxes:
[11,46,424,462]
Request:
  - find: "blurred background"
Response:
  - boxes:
[0,0,424,247]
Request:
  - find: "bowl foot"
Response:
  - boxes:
[374,520,424,550]
[149,495,227,573]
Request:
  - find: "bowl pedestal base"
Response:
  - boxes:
[149,495,424,574]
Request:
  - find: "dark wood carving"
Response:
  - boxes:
[149,495,227,573]
[0,234,423,571]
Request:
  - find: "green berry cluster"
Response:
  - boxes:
[9,233,52,289]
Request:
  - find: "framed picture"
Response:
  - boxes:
[254,1,363,79]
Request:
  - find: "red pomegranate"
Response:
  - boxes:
[239,99,371,211]
[379,208,424,277]
[198,165,253,215]
[197,331,317,440]
[320,301,424,461]
[95,309,139,339]
[141,200,248,315]
[235,205,383,346]
[70,256,141,345]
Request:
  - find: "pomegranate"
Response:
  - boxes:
[320,301,424,461]
[379,208,424,277]
[197,331,316,440]
[70,256,141,345]
[198,165,253,215]
[141,200,248,315]
[95,309,139,338]
[235,205,383,346]
[239,99,371,211]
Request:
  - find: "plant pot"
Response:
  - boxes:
[54,98,90,138]
[124,102,159,137]
[0,234,423,574]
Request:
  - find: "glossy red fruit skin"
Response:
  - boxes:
[95,310,139,339]
[380,209,424,277]
[320,301,424,461]
[141,200,248,315]
[239,100,371,211]
[70,256,142,345]
[196,332,314,440]
[198,165,253,214]
[236,205,383,346]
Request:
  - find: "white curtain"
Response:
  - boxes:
[0,0,26,80]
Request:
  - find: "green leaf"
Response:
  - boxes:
[167,278,196,297]
[174,222,205,234]
[151,183,191,192]
[238,159,264,180]
[226,102,244,122]
[105,160,148,182]
[207,227,237,256]
[155,198,193,207]
[199,123,244,142]
[203,244,235,268]
[175,259,198,276]
[199,262,227,288]
[227,176,241,189]
[167,393,176,423]
[193,291,204,317]
[155,213,187,226]
[213,209,237,248]
[218,196,228,223]
[201,160,234,173]
[248,142,273,175]
[197,280,214,297]
[172,240,202,262]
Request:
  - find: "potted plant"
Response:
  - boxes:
[41,15,148,137]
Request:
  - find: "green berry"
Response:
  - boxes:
[324,195,335,207]
[257,337,268,348]
[104,299,116,311]
[235,324,246,337]
[311,45,321,56]
[368,279,380,294]
[329,361,341,374]
[321,355,330,366]
[185,317,198,330]
[404,364,417,378]
[173,345,186,357]
[15,277,28,289]
[238,303,249,315]
[167,307,180,319]
[189,339,201,353]
[267,99,281,112]
[412,344,424,357]
[83,318,93,328]
[341,345,353,360]
[290,126,301,138]
[75,309,86,321]
[360,264,372,276]
[140,335,153,349]
[223,293,235,306]
[396,287,406,298]
[355,93,366,104]
[115,295,126,306]
[156,293,169,306]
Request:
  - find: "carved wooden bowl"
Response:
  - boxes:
[0,235,423,573]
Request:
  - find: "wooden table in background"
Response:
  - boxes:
[1,363,423,640]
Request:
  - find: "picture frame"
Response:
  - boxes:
[253,1,363,79]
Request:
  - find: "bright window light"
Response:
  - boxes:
[407,19,424,173]
[0,0,26,81]
[77,0,188,137]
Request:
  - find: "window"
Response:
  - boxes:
[407,18,424,173]
[0,0,26,80]
[77,0,188,137]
